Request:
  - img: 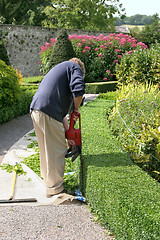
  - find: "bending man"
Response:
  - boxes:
[30,58,85,197]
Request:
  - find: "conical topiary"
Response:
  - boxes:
[47,29,76,71]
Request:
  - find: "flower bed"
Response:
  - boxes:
[108,83,160,181]
[39,33,147,82]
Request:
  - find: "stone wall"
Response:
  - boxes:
[0,24,112,77]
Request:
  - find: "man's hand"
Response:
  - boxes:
[73,110,80,122]
[67,139,75,150]
[69,109,80,122]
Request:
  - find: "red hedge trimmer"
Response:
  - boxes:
[65,112,82,162]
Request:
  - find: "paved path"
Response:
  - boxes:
[0,114,33,164]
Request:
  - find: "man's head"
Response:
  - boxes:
[69,58,85,78]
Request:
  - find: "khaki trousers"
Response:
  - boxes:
[31,110,67,195]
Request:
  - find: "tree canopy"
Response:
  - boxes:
[0,0,50,25]
[130,14,160,47]
[42,0,125,31]
[1,1,159,31]
[0,0,125,31]
[116,14,158,26]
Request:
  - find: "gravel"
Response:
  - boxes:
[0,205,114,240]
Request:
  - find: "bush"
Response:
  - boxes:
[0,66,39,124]
[46,29,76,73]
[98,91,118,101]
[0,89,34,124]
[22,76,43,84]
[80,99,160,240]
[108,83,160,181]
[130,14,160,48]
[0,31,10,65]
[85,81,117,94]
[116,43,160,86]
[39,33,148,83]
[0,60,21,109]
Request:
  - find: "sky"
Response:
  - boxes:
[121,0,160,17]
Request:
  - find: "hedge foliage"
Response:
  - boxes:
[116,43,160,86]
[0,60,21,109]
[22,76,43,84]
[108,83,160,181]
[0,88,34,124]
[85,81,117,93]
[80,99,160,240]
[0,72,116,124]
[0,74,38,124]
[130,14,160,48]
[0,32,10,65]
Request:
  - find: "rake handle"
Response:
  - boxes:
[9,171,17,200]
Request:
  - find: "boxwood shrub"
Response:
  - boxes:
[116,43,160,87]
[22,76,43,84]
[85,81,117,94]
[0,60,21,109]
[0,89,34,124]
[0,72,39,124]
[80,99,160,240]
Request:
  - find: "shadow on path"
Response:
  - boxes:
[0,114,33,163]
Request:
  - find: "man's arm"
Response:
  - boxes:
[73,95,83,112]
[62,116,69,131]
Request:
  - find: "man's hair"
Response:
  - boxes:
[69,58,85,78]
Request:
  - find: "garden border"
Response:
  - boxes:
[80,98,160,240]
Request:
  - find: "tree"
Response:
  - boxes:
[141,14,160,46]
[115,14,153,26]
[131,14,160,47]
[42,0,125,31]
[0,30,10,65]
[0,0,50,25]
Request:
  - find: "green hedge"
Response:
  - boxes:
[116,43,160,86]
[80,99,160,240]
[0,60,21,108]
[21,84,39,92]
[0,88,35,124]
[22,76,43,84]
[0,40,10,65]
[0,77,117,124]
[85,81,117,94]
[22,80,117,94]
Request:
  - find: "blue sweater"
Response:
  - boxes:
[30,61,85,122]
